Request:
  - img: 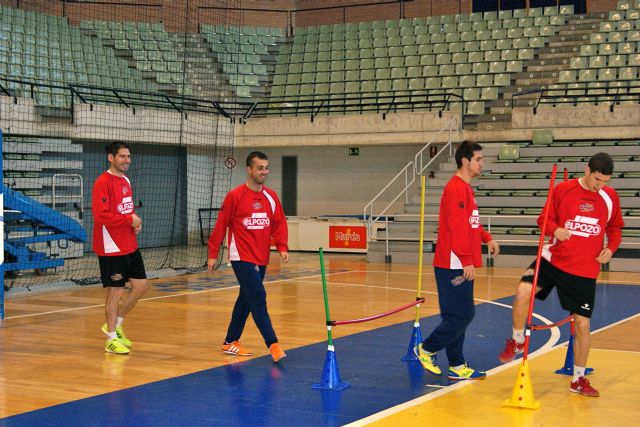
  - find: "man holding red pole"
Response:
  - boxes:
[499,153,624,397]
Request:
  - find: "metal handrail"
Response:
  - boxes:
[363,118,460,241]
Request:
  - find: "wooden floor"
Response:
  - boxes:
[1,252,639,424]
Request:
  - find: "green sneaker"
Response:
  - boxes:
[414,345,441,375]
[447,363,486,381]
[101,323,132,347]
[105,337,130,355]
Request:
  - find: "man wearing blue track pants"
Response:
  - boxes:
[415,141,500,380]
[208,151,289,363]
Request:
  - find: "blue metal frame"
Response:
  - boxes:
[2,185,86,273]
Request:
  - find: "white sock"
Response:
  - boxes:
[116,317,124,328]
[107,331,117,340]
[512,328,525,344]
[573,365,586,382]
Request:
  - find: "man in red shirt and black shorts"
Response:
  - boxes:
[499,153,624,397]
[208,151,289,363]
[93,142,148,355]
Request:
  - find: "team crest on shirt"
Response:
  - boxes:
[579,203,595,213]
[122,186,128,195]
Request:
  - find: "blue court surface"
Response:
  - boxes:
[2,283,638,427]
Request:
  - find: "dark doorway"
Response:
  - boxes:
[281,156,297,216]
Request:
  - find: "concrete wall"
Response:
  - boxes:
[235,111,462,147]
[228,144,448,217]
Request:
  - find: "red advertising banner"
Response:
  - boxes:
[329,226,367,249]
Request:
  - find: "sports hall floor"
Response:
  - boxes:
[1,252,639,426]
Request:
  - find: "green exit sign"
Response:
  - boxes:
[349,147,359,156]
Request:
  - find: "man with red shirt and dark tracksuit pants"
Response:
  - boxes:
[208,151,289,363]
[499,152,624,397]
[415,141,500,380]
[93,141,148,355]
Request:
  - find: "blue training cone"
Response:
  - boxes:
[312,346,350,391]
[401,322,423,361]
[554,335,594,376]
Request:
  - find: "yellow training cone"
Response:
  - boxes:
[503,360,541,409]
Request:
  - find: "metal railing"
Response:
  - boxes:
[363,117,461,246]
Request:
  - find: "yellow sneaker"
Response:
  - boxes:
[101,323,132,347]
[105,337,130,355]
[414,345,441,375]
[447,363,486,380]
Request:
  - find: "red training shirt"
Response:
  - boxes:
[540,178,624,279]
[92,171,138,256]
[208,184,288,266]
[433,175,493,269]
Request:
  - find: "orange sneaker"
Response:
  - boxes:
[221,341,252,356]
[269,343,286,362]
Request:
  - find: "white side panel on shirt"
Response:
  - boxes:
[102,225,121,254]
[449,251,463,270]
[598,189,613,222]
[228,234,240,261]
[262,190,276,214]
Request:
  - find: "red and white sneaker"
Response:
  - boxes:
[570,377,600,397]
[498,338,524,363]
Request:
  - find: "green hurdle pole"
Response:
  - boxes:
[313,247,350,390]
[319,247,333,346]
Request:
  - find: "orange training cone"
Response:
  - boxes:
[504,360,540,409]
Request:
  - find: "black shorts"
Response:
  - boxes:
[521,258,596,318]
[98,249,147,288]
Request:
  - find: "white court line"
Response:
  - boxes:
[6,267,637,321]
[336,269,640,286]
[345,311,640,427]
[2,271,346,321]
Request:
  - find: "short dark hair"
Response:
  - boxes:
[588,152,614,176]
[246,151,268,167]
[454,141,483,168]
[106,141,130,157]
